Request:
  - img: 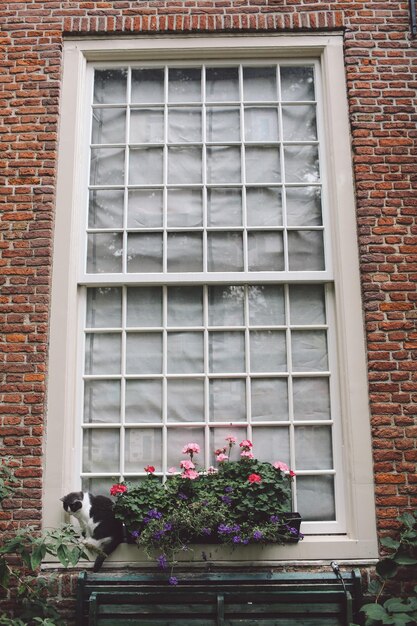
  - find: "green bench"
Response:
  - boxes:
[76,570,362,626]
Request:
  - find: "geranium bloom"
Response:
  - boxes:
[180,459,195,470]
[248,473,262,484]
[144,465,155,474]
[240,450,254,459]
[225,435,237,444]
[289,470,296,477]
[273,461,289,473]
[216,453,228,462]
[182,442,200,455]
[181,469,199,480]
[110,484,127,496]
[239,439,253,449]
[168,466,177,474]
[214,447,227,456]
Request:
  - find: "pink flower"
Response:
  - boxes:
[110,484,127,496]
[289,470,296,477]
[207,466,218,474]
[216,453,228,463]
[180,459,195,470]
[248,473,262,484]
[214,447,227,456]
[273,461,289,473]
[144,465,155,474]
[182,443,201,455]
[181,469,199,480]
[225,435,237,444]
[239,439,253,449]
[168,467,177,474]
[240,450,254,459]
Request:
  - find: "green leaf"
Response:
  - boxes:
[384,598,414,613]
[398,512,416,530]
[380,537,401,550]
[388,614,416,626]
[56,544,69,568]
[393,554,417,566]
[361,603,390,620]
[368,579,383,595]
[30,544,47,570]
[376,558,398,579]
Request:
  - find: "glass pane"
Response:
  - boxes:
[207,147,241,184]
[94,69,127,104]
[128,189,163,228]
[167,189,203,227]
[85,333,121,375]
[126,333,162,374]
[87,233,123,274]
[250,330,287,372]
[168,68,201,103]
[168,108,202,143]
[293,378,331,421]
[127,287,162,327]
[82,477,116,496]
[92,108,126,144]
[89,189,124,229]
[127,234,163,273]
[131,68,164,104]
[280,66,315,102]
[209,331,245,373]
[206,67,239,102]
[90,148,125,185]
[206,107,240,142]
[248,232,284,271]
[209,286,245,326]
[251,427,290,464]
[291,330,328,372]
[125,428,162,472]
[129,148,163,184]
[130,108,164,143]
[83,428,120,472]
[167,286,203,327]
[125,380,162,423]
[288,231,324,271]
[245,107,279,142]
[167,332,204,374]
[282,104,317,141]
[295,426,333,470]
[168,146,202,184]
[286,186,322,226]
[167,234,203,272]
[297,475,335,521]
[208,233,243,272]
[209,379,246,422]
[245,147,280,183]
[87,288,122,328]
[207,188,242,227]
[84,380,121,424]
[243,67,277,101]
[290,285,326,325]
[251,378,288,422]
[284,145,319,184]
[248,285,285,325]
[167,379,205,422]
[167,428,205,469]
[210,427,248,464]
[246,188,282,227]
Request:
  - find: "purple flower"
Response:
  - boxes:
[131,530,140,539]
[169,576,178,586]
[164,523,173,532]
[270,515,280,524]
[241,538,249,545]
[218,523,240,535]
[153,530,165,540]
[232,536,241,544]
[157,554,168,570]
[221,495,232,505]
[202,527,212,536]
[253,530,263,540]
[144,509,163,523]
[178,492,188,500]
[224,486,233,493]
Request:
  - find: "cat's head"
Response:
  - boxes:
[60,491,84,514]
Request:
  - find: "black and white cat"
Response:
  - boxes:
[61,491,124,572]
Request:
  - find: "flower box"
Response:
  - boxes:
[112,438,303,582]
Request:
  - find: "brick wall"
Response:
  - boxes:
[1,0,416,621]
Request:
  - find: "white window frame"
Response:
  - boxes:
[44,34,378,564]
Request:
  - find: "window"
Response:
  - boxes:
[46,35,377,561]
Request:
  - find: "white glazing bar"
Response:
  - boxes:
[277,64,289,273]
[123,69,131,276]
[239,64,248,274]
[120,286,127,480]
[162,284,168,476]
[244,285,252,440]
[163,65,169,273]
[203,285,210,468]
[284,283,297,509]
[202,65,208,274]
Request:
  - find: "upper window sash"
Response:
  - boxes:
[79,60,333,285]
